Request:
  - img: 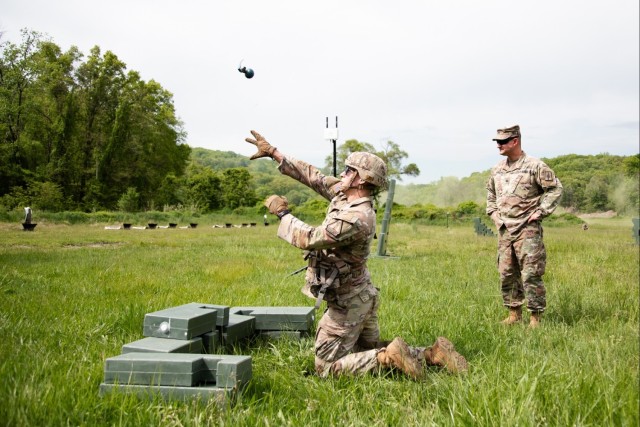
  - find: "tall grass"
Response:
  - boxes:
[0,218,637,426]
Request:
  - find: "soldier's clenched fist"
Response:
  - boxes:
[264,195,289,216]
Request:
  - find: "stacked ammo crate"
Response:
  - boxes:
[473,217,496,237]
[100,302,315,403]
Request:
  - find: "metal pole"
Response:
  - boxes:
[333,117,338,177]
[376,179,396,257]
[332,140,337,177]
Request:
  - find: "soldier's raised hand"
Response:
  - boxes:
[245,130,277,160]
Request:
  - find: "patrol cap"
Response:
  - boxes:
[492,125,521,141]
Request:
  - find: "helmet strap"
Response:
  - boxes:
[346,172,358,189]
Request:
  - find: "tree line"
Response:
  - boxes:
[394,153,639,215]
[0,29,192,211]
[1,29,637,216]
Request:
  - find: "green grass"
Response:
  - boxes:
[0,218,638,426]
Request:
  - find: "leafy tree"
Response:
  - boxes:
[0,29,45,193]
[155,173,183,209]
[0,30,190,211]
[221,168,257,209]
[584,175,610,211]
[185,165,222,211]
[544,154,629,212]
[117,187,140,212]
[377,140,420,180]
[28,181,65,211]
[191,147,249,170]
[622,154,639,177]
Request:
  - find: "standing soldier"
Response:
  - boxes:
[486,125,563,328]
[245,130,467,379]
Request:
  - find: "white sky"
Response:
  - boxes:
[2,1,638,184]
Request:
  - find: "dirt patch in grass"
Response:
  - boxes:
[578,210,617,219]
[62,242,125,249]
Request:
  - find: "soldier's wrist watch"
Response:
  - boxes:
[277,210,290,219]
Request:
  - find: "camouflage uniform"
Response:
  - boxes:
[486,152,563,312]
[274,155,398,377]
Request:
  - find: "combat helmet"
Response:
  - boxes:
[345,152,388,189]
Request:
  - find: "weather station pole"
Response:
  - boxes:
[324,116,338,177]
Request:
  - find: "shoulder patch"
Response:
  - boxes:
[325,215,360,241]
[540,166,557,188]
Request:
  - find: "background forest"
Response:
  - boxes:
[1,30,638,219]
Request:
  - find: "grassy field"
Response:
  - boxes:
[0,217,638,426]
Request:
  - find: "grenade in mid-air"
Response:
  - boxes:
[238,60,254,79]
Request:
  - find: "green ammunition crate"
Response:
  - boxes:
[180,302,230,327]
[218,314,255,346]
[201,330,220,354]
[103,352,252,388]
[99,383,235,405]
[143,305,217,339]
[104,353,212,387]
[231,306,315,331]
[122,337,203,354]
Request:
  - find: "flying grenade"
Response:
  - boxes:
[238,60,254,79]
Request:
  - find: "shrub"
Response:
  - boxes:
[545,212,585,226]
[117,188,140,212]
[29,182,65,211]
[454,200,483,216]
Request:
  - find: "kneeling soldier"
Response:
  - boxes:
[245,130,467,378]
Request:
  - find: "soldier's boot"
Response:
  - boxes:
[424,337,468,374]
[501,306,523,325]
[529,312,542,329]
[377,337,423,380]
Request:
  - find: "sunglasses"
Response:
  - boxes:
[344,166,357,174]
[496,137,516,146]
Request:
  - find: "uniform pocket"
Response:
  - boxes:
[514,173,532,198]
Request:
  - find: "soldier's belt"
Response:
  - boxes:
[310,265,365,280]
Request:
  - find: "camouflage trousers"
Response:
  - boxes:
[314,286,427,377]
[497,221,547,312]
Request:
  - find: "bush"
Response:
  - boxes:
[545,212,585,226]
[30,182,65,211]
[293,199,328,222]
[393,203,446,221]
[117,188,140,212]
[454,201,483,216]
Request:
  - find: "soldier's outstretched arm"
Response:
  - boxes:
[245,130,335,199]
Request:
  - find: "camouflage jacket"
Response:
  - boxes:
[486,152,563,234]
[275,156,377,301]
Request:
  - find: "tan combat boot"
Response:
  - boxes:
[529,312,542,328]
[377,337,423,380]
[501,306,523,325]
[424,337,468,374]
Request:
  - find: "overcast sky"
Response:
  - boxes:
[2,1,638,184]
